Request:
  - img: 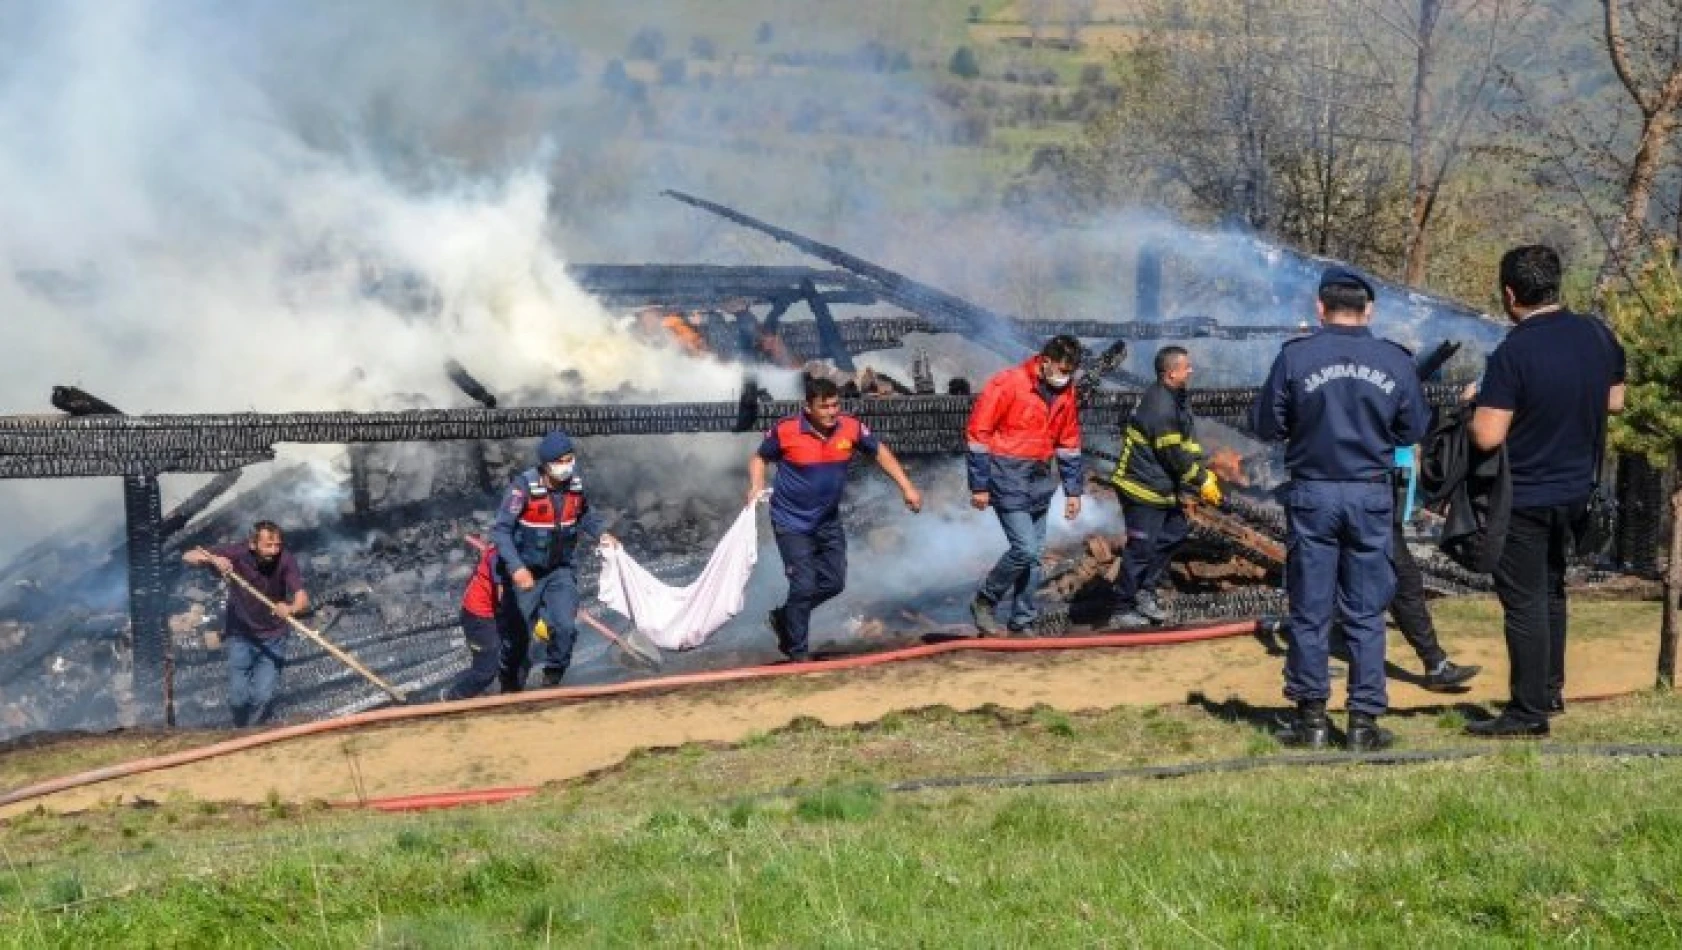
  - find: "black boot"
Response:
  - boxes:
[1276,702,1330,749]
[1346,712,1395,752]
[540,667,566,688]
[1421,659,1480,692]
[969,594,1001,636]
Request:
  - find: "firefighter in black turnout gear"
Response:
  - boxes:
[1109,346,1221,627]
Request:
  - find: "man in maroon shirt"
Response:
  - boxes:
[184,521,309,727]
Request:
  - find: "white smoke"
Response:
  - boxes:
[0,0,740,557]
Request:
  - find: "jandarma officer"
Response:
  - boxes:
[1250,266,1431,751]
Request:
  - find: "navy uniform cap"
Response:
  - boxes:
[1319,265,1376,301]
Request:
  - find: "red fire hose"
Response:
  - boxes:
[0,622,1260,811]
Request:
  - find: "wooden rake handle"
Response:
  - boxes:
[195,548,407,703]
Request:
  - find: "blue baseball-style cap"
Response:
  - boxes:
[1319,265,1376,302]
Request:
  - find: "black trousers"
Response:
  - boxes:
[1114,498,1190,611]
[1492,504,1581,723]
[774,519,848,656]
[1389,515,1447,670]
[444,607,521,700]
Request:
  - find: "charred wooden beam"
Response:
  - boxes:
[122,474,170,726]
[0,385,1467,475]
[569,264,873,307]
[158,470,243,540]
[1185,503,1285,570]
[663,189,1033,360]
[800,277,855,372]
[51,386,123,416]
[444,359,498,409]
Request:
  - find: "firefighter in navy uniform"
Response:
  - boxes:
[491,431,618,688]
[1108,345,1222,627]
[1250,267,1431,751]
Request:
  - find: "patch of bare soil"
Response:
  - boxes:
[2,618,1663,819]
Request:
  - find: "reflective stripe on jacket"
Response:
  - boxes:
[1109,382,1211,508]
[490,468,604,575]
[965,355,1084,512]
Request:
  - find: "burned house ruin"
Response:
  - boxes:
[0,193,1660,741]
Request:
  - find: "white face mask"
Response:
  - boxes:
[546,461,575,481]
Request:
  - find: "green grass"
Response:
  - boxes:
[1428,596,1653,642]
[0,597,1669,944]
[7,689,1682,945]
[6,753,1682,945]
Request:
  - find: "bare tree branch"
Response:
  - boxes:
[1604,0,1655,115]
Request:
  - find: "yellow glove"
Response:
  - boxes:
[1199,474,1222,507]
[533,619,551,643]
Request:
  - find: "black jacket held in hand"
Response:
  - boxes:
[1420,402,1511,573]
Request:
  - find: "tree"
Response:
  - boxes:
[949,46,981,79]
[1595,0,1682,293]
[1357,0,1537,285]
[1605,250,1682,686]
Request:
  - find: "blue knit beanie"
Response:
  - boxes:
[537,430,575,464]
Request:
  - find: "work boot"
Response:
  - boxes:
[1135,592,1167,624]
[1345,712,1395,752]
[1421,659,1480,692]
[970,594,1001,636]
[498,673,523,695]
[540,667,566,688]
[1547,692,1566,716]
[1275,703,1330,749]
[768,607,793,655]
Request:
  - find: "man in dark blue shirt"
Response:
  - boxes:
[1252,266,1431,751]
[748,376,921,661]
[1466,245,1626,737]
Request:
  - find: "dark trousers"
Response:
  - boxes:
[1114,498,1190,611]
[508,566,581,683]
[774,519,848,656]
[445,605,522,700]
[1389,513,1447,670]
[226,633,286,728]
[1283,480,1394,716]
[1492,504,1580,723]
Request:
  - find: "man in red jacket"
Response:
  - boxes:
[965,335,1086,635]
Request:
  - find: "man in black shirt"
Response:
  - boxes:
[1467,245,1625,737]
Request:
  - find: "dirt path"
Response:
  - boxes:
[3,617,1662,818]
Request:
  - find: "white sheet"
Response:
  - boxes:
[596,501,760,651]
